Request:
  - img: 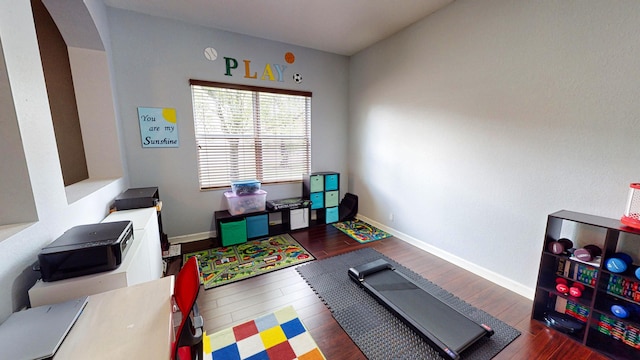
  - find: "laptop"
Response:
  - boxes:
[0,296,88,359]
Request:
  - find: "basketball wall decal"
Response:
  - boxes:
[285,52,295,64]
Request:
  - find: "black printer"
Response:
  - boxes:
[38,221,133,282]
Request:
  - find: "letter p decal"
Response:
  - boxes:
[224,57,238,76]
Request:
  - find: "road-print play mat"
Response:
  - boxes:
[332,219,392,243]
[183,233,314,290]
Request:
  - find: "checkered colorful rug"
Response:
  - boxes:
[203,306,325,360]
[332,219,392,243]
[183,234,314,290]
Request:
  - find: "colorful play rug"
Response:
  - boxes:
[332,219,392,243]
[183,233,314,290]
[203,305,325,360]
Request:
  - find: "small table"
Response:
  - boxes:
[54,276,175,359]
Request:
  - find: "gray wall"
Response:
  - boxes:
[5,0,638,323]
[106,8,350,240]
[349,0,640,297]
[0,0,128,322]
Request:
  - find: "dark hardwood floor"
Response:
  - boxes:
[171,225,609,359]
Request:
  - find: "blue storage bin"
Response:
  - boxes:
[231,179,261,195]
[326,207,339,223]
[310,192,324,209]
[325,174,339,191]
[246,214,268,238]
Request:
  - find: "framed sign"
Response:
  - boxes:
[138,107,179,148]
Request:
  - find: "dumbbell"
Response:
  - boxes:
[611,304,631,319]
[555,278,585,297]
[611,303,640,319]
[573,244,602,262]
[548,238,574,255]
[606,252,634,273]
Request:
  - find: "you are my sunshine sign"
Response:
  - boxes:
[137,107,179,148]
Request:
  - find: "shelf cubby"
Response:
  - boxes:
[532,210,640,359]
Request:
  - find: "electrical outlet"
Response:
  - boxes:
[389,213,394,222]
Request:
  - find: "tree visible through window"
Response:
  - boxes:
[190,80,311,190]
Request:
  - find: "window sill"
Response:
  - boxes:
[65,178,120,204]
[0,222,36,243]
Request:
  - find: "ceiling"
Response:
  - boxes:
[103,0,454,56]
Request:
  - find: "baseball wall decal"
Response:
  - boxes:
[204,47,218,61]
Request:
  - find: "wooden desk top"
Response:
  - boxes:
[55,276,175,359]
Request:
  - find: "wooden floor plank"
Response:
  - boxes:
[169,224,609,359]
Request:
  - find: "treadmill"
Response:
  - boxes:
[348,259,494,360]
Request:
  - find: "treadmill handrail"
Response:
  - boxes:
[348,258,394,281]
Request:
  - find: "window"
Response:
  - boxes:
[190,80,311,190]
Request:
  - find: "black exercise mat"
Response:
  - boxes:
[296,247,521,360]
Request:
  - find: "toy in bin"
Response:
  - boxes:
[621,183,640,229]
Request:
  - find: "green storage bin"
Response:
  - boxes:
[325,190,339,208]
[220,219,247,246]
[309,174,324,193]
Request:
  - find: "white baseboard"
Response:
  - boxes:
[357,215,535,300]
[169,231,214,245]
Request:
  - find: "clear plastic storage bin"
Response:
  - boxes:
[231,180,261,195]
[224,190,267,215]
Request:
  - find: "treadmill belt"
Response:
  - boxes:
[349,259,493,360]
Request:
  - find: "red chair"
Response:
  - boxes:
[173,256,204,360]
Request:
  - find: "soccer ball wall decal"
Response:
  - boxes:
[293,73,303,84]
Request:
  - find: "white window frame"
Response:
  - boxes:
[190,80,312,190]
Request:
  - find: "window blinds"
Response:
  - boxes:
[190,80,311,190]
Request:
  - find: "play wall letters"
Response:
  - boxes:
[203,47,302,84]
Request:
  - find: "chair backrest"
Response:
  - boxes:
[175,256,200,315]
[173,256,202,360]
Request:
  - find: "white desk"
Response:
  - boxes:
[29,208,163,307]
[54,276,175,359]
